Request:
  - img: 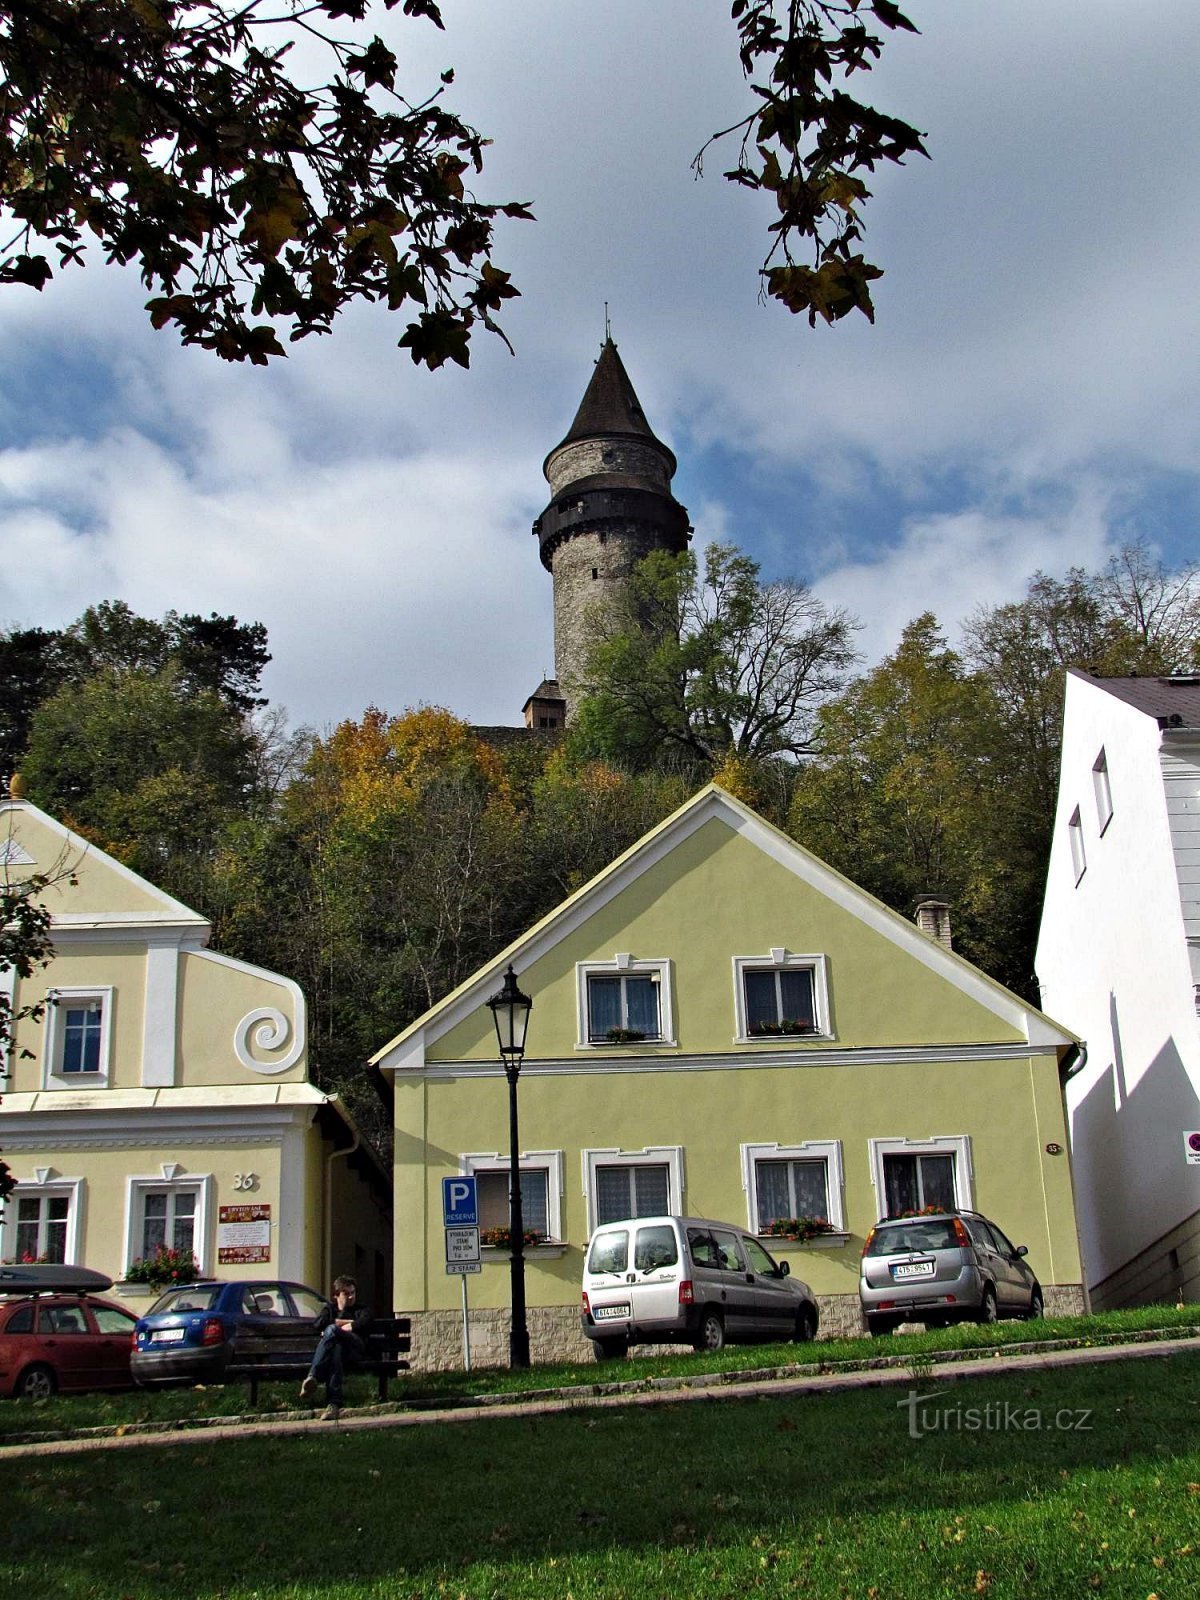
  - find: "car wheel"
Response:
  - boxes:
[976,1286,999,1326]
[693,1309,725,1353]
[866,1315,896,1337]
[15,1363,57,1401]
[793,1306,818,1343]
[1026,1286,1044,1321]
[594,1336,628,1361]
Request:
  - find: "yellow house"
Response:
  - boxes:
[0,792,391,1311]
[373,784,1085,1369]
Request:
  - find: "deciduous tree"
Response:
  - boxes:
[573,542,858,772]
[1,2,921,364]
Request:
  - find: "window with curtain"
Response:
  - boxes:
[595,1162,669,1225]
[476,1169,550,1235]
[743,967,816,1034]
[587,973,661,1041]
[754,1157,830,1230]
[13,1193,70,1262]
[139,1187,198,1259]
[882,1151,957,1216]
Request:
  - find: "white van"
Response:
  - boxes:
[580,1215,819,1360]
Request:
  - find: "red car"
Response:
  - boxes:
[0,1265,138,1399]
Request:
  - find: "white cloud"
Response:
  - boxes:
[1,0,1198,727]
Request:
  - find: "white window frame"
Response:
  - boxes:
[575,955,675,1048]
[43,987,114,1089]
[0,1175,84,1264]
[582,1144,684,1234]
[732,950,832,1042]
[1068,807,1086,885]
[740,1140,845,1233]
[123,1169,214,1276]
[1092,749,1113,835]
[867,1136,974,1219]
[460,1150,564,1243]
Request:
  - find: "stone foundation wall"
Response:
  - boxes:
[1090,1207,1200,1311]
[402,1285,1088,1371]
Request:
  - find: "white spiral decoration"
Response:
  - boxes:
[234,1007,304,1074]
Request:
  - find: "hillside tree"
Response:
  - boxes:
[573,542,858,773]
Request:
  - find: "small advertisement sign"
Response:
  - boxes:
[218,1203,272,1263]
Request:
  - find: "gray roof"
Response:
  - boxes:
[553,339,671,456]
[1071,669,1200,728]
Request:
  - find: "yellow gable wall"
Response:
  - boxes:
[429,817,1026,1063]
[178,952,307,1085]
[395,1049,1081,1313]
[8,945,148,1094]
[4,807,197,921]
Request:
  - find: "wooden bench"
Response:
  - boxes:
[227,1315,411,1405]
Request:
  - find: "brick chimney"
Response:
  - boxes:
[914,896,952,951]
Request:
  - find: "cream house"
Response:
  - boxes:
[374,784,1085,1369]
[0,790,391,1310]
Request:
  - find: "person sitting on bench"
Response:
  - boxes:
[300,1274,370,1421]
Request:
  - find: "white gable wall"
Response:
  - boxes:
[1037,674,1200,1294]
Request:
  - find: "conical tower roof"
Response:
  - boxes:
[546,339,675,473]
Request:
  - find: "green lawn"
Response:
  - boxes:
[4,1352,1199,1599]
[2,1301,1197,1441]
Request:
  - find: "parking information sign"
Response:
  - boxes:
[1185,1131,1200,1165]
[443,1176,478,1227]
[445,1226,482,1275]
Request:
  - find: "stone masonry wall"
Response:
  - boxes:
[402,1285,1088,1371]
[1090,1206,1200,1311]
[553,521,674,713]
[546,437,671,497]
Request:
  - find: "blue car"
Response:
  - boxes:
[131,1279,330,1385]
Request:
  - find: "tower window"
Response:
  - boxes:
[592,568,598,580]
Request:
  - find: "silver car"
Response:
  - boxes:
[859,1209,1043,1336]
[581,1215,819,1359]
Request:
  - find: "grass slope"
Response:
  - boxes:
[4,1353,1199,1599]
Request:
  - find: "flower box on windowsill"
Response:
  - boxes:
[113,1281,158,1299]
[748,1021,817,1038]
[480,1243,568,1260]
[760,1230,850,1251]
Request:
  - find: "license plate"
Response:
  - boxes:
[892,1261,935,1280]
[595,1304,630,1320]
[151,1327,186,1342]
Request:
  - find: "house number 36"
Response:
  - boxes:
[233,1172,258,1191]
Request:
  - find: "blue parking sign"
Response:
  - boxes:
[442,1176,478,1226]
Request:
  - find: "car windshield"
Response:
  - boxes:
[866,1219,961,1256]
[148,1285,222,1315]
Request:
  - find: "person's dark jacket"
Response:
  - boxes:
[314,1301,372,1354]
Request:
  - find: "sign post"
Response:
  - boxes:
[442,1177,481,1369]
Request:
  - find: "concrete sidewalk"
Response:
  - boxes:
[3,1334,1196,1460]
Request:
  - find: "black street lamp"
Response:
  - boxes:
[486,963,533,1369]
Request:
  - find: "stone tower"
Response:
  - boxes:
[533,339,692,715]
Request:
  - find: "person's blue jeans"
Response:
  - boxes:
[308,1325,364,1405]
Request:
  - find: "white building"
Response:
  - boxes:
[1036,670,1200,1308]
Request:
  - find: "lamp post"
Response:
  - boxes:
[486,963,533,1369]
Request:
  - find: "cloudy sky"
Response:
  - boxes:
[1,1,1197,733]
